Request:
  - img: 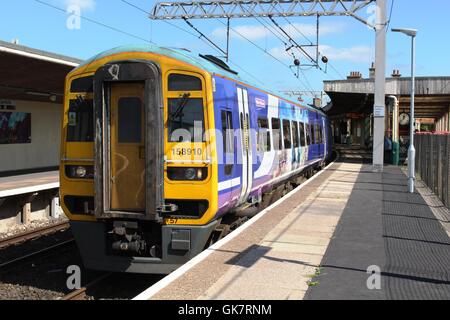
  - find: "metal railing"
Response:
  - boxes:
[415,133,450,208]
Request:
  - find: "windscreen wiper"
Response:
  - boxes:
[170,93,191,121]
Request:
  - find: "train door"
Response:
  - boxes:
[321,117,327,160]
[109,83,146,212]
[237,87,253,205]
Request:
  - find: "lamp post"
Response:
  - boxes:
[392,28,418,194]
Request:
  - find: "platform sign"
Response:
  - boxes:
[0,100,16,110]
[374,106,385,118]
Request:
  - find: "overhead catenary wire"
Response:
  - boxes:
[215,18,315,96]
[120,0,267,87]
[269,4,344,80]
[34,0,156,45]
[121,0,316,95]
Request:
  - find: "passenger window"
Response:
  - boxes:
[292,121,299,148]
[283,120,292,149]
[221,110,234,176]
[168,74,202,91]
[306,124,312,146]
[67,98,94,142]
[311,123,316,144]
[257,118,271,152]
[118,97,142,143]
[317,124,322,144]
[168,98,205,142]
[271,118,282,151]
[299,122,306,147]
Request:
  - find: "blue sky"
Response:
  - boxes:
[1,0,449,104]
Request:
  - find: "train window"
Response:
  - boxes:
[305,124,312,146]
[168,74,202,91]
[221,110,234,176]
[310,123,316,145]
[67,98,94,142]
[118,97,142,143]
[271,118,282,151]
[317,124,323,144]
[299,122,306,147]
[257,118,271,152]
[70,76,93,93]
[292,121,299,148]
[283,120,292,149]
[168,98,205,142]
[239,113,245,148]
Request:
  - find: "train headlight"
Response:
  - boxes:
[185,168,197,180]
[66,165,94,179]
[75,166,87,178]
[167,167,208,181]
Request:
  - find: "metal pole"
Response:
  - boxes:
[373,0,386,171]
[408,35,416,193]
[226,17,230,62]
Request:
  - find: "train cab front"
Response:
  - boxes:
[60,56,218,274]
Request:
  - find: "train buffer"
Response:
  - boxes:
[135,160,450,300]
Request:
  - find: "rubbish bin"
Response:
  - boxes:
[392,141,400,166]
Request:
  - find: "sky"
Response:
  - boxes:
[1,0,449,104]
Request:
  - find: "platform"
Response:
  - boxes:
[135,161,450,300]
[0,171,59,198]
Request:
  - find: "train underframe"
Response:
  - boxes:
[72,162,324,274]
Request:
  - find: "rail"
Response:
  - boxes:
[0,221,70,249]
[415,132,450,208]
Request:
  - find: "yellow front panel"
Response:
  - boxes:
[61,52,218,225]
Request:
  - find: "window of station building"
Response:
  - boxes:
[271,118,282,151]
[221,110,234,176]
[305,124,312,146]
[67,98,94,142]
[118,97,142,144]
[168,98,205,142]
[257,117,271,153]
[168,74,202,91]
[299,122,306,147]
[282,120,292,149]
[292,121,300,148]
[70,76,94,93]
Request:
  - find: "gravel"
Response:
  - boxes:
[0,227,163,300]
[0,218,69,241]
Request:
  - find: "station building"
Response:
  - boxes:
[0,40,81,232]
[324,64,450,163]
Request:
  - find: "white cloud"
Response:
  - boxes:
[269,44,373,64]
[212,21,346,41]
[65,0,96,11]
[319,45,373,64]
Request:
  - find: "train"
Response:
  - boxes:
[60,45,333,274]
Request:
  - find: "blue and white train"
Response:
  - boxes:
[60,45,333,273]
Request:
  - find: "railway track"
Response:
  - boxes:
[62,273,113,300]
[0,239,76,271]
[0,221,71,249]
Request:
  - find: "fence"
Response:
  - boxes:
[415,133,450,209]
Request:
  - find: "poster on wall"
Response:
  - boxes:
[0,112,31,144]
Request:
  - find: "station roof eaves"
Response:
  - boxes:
[0,40,82,67]
[324,76,450,96]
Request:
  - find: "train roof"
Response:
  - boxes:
[76,44,326,116]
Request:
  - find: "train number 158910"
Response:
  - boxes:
[172,148,203,157]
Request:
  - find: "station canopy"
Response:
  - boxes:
[0,40,81,104]
[324,76,450,120]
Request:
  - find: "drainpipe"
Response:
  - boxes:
[388,96,400,166]
[388,96,399,142]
